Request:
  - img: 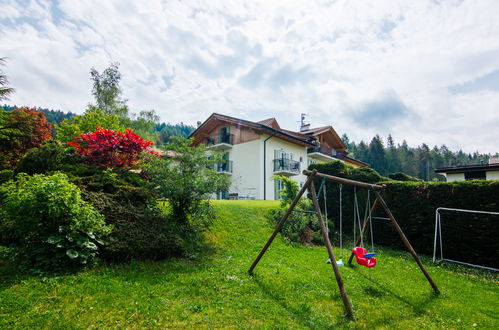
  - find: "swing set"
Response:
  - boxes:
[248,169,440,319]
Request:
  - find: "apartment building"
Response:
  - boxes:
[190,113,367,200]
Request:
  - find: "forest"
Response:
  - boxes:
[342,134,496,181]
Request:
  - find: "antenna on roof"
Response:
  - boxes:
[299,113,310,132]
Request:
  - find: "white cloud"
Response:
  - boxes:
[1,0,498,153]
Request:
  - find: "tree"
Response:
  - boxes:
[367,135,386,174]
[0,58,15,101]
[127,110,160,141]
[354,140,369,163]
[0,107,52,168]
[90,62,129,117]
[68,126,157,168]
[56,106,125,142]
[146,137,231,224]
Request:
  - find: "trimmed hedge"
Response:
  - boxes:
[309,162,499,269]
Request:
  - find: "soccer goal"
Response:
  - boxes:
[433,207,499,271]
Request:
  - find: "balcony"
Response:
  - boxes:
[273,158,300,176]
[215,160,233,174]
[307,146,338,162]
[206,134,233,151]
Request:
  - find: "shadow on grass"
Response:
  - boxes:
[0,237,220,291]
[251,273,352,328]
[349,264,440,316]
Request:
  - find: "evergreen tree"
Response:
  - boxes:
[367,135,387,175]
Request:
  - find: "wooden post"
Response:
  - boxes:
[303,170,384,190]
[248,174,314,274]
[348,197,380,265]
[309,177,355,319]
[374,190,440,294]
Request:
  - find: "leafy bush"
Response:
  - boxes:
[272,175,299,207]
[0,169,13,184]
[0,173,111,271]
[388,172,422,182]
[146,137,230,225]
[68,126,158,168]
[15,140,81,175]
[268,198,325,245]
[83,191,184,261]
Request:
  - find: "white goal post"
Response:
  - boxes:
[433,207,499,272]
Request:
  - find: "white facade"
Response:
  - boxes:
[486,170,499,180]
[218,134,340,200]
[444,173,465,182]
[439,170,499,182]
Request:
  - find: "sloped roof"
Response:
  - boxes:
[190,113,347,152]
[257,118,281,130]
[190,113,315,147]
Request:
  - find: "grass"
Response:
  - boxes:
[1,200,498,328]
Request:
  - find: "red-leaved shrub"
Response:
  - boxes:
[68,126,158,168]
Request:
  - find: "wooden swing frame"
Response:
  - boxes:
[248,169,440,319]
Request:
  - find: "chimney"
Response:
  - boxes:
[300,113,310,132]
[489,156,499,164]
[197,121,202,128]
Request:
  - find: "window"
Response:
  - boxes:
[218,191,229,200]
[218,127,230,144]
[274,178,284,200]
[275,149,289,159]
[464,171,486,180]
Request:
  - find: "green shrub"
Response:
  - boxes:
[268,198,326,245]
[272,174,299,207]
[388,172,422,182]
[146,137,230,226]
[0,173,111,271]
[0,169,13,184]
[83,191,184,261]
[15,140,81,175]
[376,180,499,268]
[308,161,499,268]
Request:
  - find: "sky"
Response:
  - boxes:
[1,0,498,153]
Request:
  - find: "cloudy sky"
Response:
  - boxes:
[1,0,498,153]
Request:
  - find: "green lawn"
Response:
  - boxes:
[1,200,497,328]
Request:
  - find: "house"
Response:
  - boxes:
[190,113,367,200]
[435,157,499,182]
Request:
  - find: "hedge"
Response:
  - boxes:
[309,162,499,269]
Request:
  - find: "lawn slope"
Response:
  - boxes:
[0,200,497,328]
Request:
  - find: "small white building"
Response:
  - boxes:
[435,157,499,182]
[190,113,367,200]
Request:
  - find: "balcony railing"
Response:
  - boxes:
[215,160,233,173]
[307,146,338,158]
[206,134,234,147]
[273,158,300,174]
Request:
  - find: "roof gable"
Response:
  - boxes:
[190,113,314,147]
[302,126,346,151]
[257,118,281,130]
